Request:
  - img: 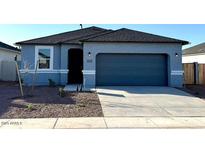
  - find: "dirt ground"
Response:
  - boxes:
[0,82,103,119]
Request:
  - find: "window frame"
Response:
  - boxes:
[35,46,54,70]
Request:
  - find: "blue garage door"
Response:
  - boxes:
[96,53,168,86]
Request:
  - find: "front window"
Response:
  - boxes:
[38,49,50,69]
[35,46,53,70]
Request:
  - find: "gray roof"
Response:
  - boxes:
[16,26,110,45]
[183,42,205,55]
[62,30,113,44]
[0,41,20,52]
[16,26,188,45]
[83,28,189,45]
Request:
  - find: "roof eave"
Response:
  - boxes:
[16,42,83,46]
[15,42,59,45]
[0,47,21,53]
[182,41,190,45]
[82,40,189,45]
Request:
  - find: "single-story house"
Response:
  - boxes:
[0,41,21,81]
[183,42,205,64]
[16,26,188,88]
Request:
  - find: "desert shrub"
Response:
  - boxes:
[59,88,66,97]
[78,104,86,107]
[26,104,33,111]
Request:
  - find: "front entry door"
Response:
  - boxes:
[68,49,83,84]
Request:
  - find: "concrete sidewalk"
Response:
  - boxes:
[1,117,205,129]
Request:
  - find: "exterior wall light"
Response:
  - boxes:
[88,52,91,57]
[175,53,178,57]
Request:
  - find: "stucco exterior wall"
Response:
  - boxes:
[21,73,60,86]
[21,45,35,69]
[20,45,61,85]
[182,54,205,64]
[83,42,183,88]
[20,42,183,87]
[21,45,61,69]
[20,44,83,85]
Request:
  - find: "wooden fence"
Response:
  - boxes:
[183,63,205,85]
[199,64,205,85]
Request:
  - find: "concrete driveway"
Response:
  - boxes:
[97,86,205,117]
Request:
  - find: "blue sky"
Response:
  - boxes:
[0,24,204,49]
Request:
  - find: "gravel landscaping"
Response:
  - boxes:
[0,82,103,118]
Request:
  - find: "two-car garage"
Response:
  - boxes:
[96,53,168,86]
[82,28,188,88]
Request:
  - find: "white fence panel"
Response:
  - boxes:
[0,60,17,81]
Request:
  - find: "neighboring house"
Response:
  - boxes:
[16,26,188,88]
[183,43,205,64]
[0,41,21,62]
[0,41,21,81]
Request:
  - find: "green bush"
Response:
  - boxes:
[59,88,66,97]
[26,104,33,111]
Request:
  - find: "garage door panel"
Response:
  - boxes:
[96,54,168,86]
